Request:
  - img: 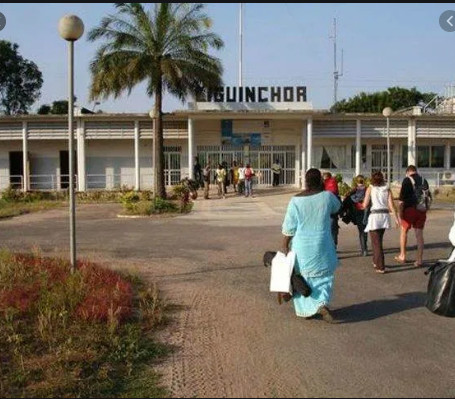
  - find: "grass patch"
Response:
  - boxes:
[0,199,65,219]
[0,251,169,398]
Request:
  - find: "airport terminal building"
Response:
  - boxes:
[1,85,455,191]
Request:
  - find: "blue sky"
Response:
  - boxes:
[0,3,454,113]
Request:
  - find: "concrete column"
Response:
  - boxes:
[445,140,451,170]
[295,142,300,188]
[188,118,194,179]
[306,117,313,169]
[301,120,307,187]
[355,119,361,176]
[22,121,29,192]
[134,120,140,190]
[408,118,416,166]
[77,119,86,192]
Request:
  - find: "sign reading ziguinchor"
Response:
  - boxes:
[196,86,307,103]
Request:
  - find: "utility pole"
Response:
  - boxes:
[239,3,243,87]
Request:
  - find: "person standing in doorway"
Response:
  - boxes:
[244,163,255,198]
[215,163,226,199]
[271,159,282,187]
[396,165,431,267]
[363,171,400,274]
[203,163,211,200]
[193,156,203,188]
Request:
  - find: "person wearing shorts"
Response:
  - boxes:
[396,165,429,267]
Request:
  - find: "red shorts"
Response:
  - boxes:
[401,207,426,231]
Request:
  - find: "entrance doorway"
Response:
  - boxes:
[9,152,23,189]
[371,144,394,181]
[60,151,77,189]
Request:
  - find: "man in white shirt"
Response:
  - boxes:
[271,159,282,187]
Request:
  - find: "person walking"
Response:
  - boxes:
[350,175,369,256]
[203,163,211,199]
[215,163,226,199]
[322,172,341,247]
[238,163,245,195]
[222,161,230,195]
[281,168,341,322]
[363,171,400,274]
[244,163,255,198]
[396,165,431,267]
[271,159,282,187]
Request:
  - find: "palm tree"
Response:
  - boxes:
[88,3,224,198]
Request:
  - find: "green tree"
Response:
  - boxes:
[88,3,224,198]
[0,40,43,115]
[37,97,77,115]
[331,87,438,113]
[37,104,51,115]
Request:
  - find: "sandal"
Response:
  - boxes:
[414,262,424,268]
[394,256,407,264]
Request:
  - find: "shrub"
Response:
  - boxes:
[172,183,190,211]
[120,191,141,211]
[151,197,178,213]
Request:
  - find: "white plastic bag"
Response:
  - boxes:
[269,251,295,294]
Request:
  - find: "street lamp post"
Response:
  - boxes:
[382,107,393,187]
[59,15,84,273]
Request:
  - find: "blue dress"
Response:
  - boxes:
[282,191,341,317]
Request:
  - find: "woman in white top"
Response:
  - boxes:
[363,171,400,274]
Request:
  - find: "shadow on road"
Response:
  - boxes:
[339,242,450,260]
[334,291,426,324]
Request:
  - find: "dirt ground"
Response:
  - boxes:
[1,187,454,398]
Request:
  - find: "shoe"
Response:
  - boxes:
[375,268,386,274]
[317,306,334,323]
[277,293,292,305]
[362,250,368,257]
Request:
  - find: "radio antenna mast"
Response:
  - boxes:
[330,18,343,105]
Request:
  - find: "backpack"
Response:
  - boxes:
[409,175,430,212]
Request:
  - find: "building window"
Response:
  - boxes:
[451,147,455,168]
[321,147,336,169]
[315,146,346,169]
[350,145,367,168]
[431,146,444,168]
[402,145,408,168]
[417,146,430,168]
[416,145,444,168]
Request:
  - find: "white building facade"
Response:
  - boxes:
[1,110,455,191]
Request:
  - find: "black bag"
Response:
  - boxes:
[291,273,312,297]
[262,251,312,297]
[425,261,455,317]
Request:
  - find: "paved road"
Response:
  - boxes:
[1,189,454,398]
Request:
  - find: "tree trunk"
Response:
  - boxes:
[154,78,166,199]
